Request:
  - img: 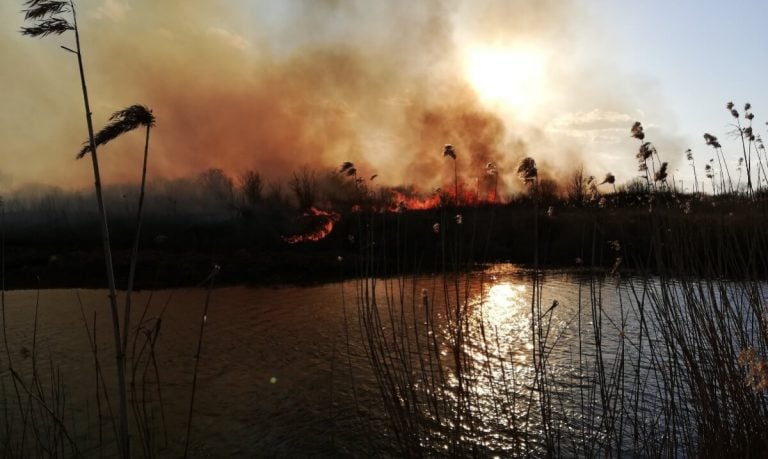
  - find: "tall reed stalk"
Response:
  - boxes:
[20,2,129,456]
[686,149,699,194]
[349,169,768,456]
[76,105,156,358]
[184,264,220,458]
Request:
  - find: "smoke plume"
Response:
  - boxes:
[0,0,685,195]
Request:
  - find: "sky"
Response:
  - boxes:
[0,0,766,194]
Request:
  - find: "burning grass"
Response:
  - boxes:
[281,207,341,244]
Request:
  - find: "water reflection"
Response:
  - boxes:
[392,269,652,455]
[481,282,533,354]
[459,278,549,454]
[2,268,766,456]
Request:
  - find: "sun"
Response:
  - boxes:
[464,46,547,116]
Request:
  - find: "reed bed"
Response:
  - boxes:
[349,197,768,457]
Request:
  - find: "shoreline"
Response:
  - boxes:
[4,199,766,290]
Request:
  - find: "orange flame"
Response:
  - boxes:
[388,189,443,211]
[282,207,341,244]
[387,183,499,211]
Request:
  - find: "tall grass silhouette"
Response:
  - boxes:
[728,102,754,193]
[78,105,156,366]
[20,2,131,456]
[444,144,459,205]
[599,172,616,193]
[686,149,699,194]
[704,132,731,194]
[346,116,768,456]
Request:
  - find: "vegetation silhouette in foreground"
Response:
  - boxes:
[78,104,156,361]
[21,3,156,457]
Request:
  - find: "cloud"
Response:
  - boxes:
[544,109,634,147]
[550,109,633,131]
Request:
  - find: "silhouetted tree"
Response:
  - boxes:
[240,170,263,208]
[566,165,587,203]
[290,166,318,210]
[199,168,236,211]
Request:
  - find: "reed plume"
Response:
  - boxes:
[599,172,616,185]
[631,122,662,191]
[77,105,158,361]
[443,144,456,159]
[339,161,360,202]
[20,1,72,37]
[686,149,699,194]
[704,133,731,193]
[23,0,69,20]
[339,161,355,175]
[517,157,538,183]
[705,162,716,194]
[654,162,668,185]
[486,162,499,202]
[586,175,600,199]
[635,141,655,189]
[599,172,617,193]
[725,101,755,194]
[20,17,73,36]
[756,136,768,189]
[77,105,156,158]
[443,144,459,205]
[339,161,357,183]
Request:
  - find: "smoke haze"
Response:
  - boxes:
[0,0,685,195]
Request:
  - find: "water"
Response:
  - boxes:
[3,284,374,456]
[0,265,766,456]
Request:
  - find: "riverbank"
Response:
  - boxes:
[3,195,766,290]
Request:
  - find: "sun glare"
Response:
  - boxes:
[464,46,547,116]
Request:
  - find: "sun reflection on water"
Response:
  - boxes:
[427,279,543,453]
[479,282,533,355]
[486,283,526,320]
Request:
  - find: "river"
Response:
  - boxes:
[0,264,765,456]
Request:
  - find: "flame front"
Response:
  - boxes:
[282,207,341,244]
[388,184,498,212]
[389,189,443,211]
[283,183,501,244]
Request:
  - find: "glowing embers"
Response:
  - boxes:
[281,207,341,244]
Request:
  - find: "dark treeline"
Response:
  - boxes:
[3,163,768,289]
[4,167,344,245]
[1,165,382,288]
